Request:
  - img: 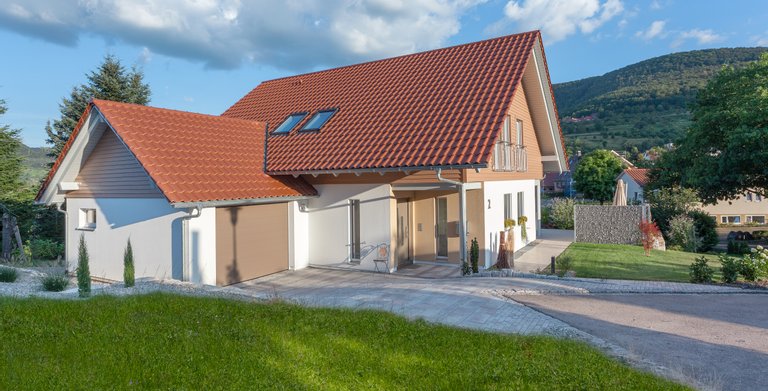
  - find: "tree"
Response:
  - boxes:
[645,186,699,238]
[651,53,768,203]
[0,99,23,200]
[46,55,151,158]
[573,149,623,204]
[77,234,91,298]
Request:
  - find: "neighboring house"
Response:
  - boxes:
[617,168,650,203]
[616,169,768,225]
[541,152,581,196]
[37,30,567,286]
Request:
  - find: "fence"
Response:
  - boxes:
[574,205,648,244]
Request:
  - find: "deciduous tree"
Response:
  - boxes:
[573,149,623,204]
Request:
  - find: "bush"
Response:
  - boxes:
[646,187,698,238]
[668,214,696,252]
[751,245,768,277]
[727,240,750,255]
[549,198,574,230]
[719,254,740,283]
[27,239,64,260]
[124,239,135,287]
[41,273,69,292]
[687,210,718,252]
[556,255,574,277]
[739,256,760,281]
[639,220,662,256]
[0,266,18,283]
[77,234,91,297]
[469,238,479,274]
[689,256,714,283]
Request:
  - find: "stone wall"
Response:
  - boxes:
[574,205,644,244]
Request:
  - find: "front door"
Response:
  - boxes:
[396,199,412,266]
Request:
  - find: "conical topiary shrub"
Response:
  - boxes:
[77,234,91,297]
[123,238,135,287]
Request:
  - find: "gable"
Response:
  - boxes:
[68,128,162,198]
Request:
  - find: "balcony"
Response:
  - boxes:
[492,142,527,172]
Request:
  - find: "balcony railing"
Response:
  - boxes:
[492,142,527,172]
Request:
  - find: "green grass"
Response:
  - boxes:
[0,293,686,390]
[561,242,720,282]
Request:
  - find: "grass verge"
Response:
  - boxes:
[0,293,686,390]
[560,242,720,282]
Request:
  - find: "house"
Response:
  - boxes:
[541,151,581,196]
[617,168,650,203]
[37,30,568,286]
[616,169,768,225]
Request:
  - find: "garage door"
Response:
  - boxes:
[215,203,289,285]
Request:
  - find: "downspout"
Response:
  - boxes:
[181,206,202,282]
[55,202,67,273]
[436,168,467,265]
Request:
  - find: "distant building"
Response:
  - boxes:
[616,168,650,203]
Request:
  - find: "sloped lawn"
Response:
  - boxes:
[0,293,685,390]
[561,243,720,282]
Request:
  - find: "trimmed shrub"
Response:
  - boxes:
[556,255,574,277]
[0,266,18,283]
[687,210,718,252]
[469,238,479,274]
[689,256,713,283]
[668,214,696,252]
[124,239,135,287]
[727,240,750,255]
[719,254,740,283]
[76,234,91,297]
[41,274,69,292]
[28,239,64,260]
[549,198,574,230]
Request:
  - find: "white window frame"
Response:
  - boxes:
[747,215,766,225]
[721,215,741,225]
[78,208,97,230]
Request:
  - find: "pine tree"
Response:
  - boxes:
[0,99,23,200]
[123,238,135,288]
[77,234,91,297]
[46,55,151,158]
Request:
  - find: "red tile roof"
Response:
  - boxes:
[622,168,650,187]
[38,100,316,204]
[223,30,553,173]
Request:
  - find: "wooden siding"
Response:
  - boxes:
[465,82,544,183]
[69,129,162,198]
[215,203,289,285]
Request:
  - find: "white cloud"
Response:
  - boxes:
[0,0,483,70]
[752,33,768,47]
[502,0,624,43]
[650,0,662,10]
[672,28,723,47]
[635,20,666,40]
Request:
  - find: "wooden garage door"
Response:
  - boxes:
[216,203,289,286]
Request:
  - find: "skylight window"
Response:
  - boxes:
[272,112,308,134]
[300,109,337,131]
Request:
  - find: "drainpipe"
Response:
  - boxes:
[181,206,202,282]
[55,202,67,272]
[436,168,467,264]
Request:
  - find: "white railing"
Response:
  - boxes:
[493,142,527,172]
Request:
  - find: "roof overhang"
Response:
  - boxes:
[171,195,317,209]
[270,164,487,177]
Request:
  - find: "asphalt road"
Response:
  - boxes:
[513,294,768,391]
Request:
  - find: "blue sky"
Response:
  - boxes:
[1,0,766,147]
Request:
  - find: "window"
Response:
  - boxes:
[517,192,525,219]
[272,112,308,134]
[746,192,753,202]
[78,208,97,230]
[493,115,526,172]
[301,109,337,131]
[747,215,766,224]
[436,198,448,257]
[721,215,741,225]
[349,200,361,260]
[516,119,523,146]
[504,193,514,221]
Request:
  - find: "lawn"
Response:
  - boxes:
[0,293,686,390]
[560,242,719,282]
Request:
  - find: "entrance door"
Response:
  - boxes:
[396,199,412,266]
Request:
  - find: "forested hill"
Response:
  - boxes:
[553,47,768,153]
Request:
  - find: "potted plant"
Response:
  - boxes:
[504,218,516,231]
[518,216,528,242]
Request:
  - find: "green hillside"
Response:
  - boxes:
[18,144,52,185]
[553,47,768,153]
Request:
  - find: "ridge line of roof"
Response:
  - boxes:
[254,30,541,86]
[92,99,265,126]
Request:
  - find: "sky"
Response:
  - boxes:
[1,0,767,147]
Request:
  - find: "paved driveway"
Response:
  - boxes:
[514,294,768,391]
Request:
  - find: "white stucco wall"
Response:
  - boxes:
[188,207,217,285]
[482,179,539,268]
[289,200,309,270]
[66,198,185,282]
[306,184,392,267]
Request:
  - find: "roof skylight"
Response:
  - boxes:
[300,109,337,131]
[272,112,308,134]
